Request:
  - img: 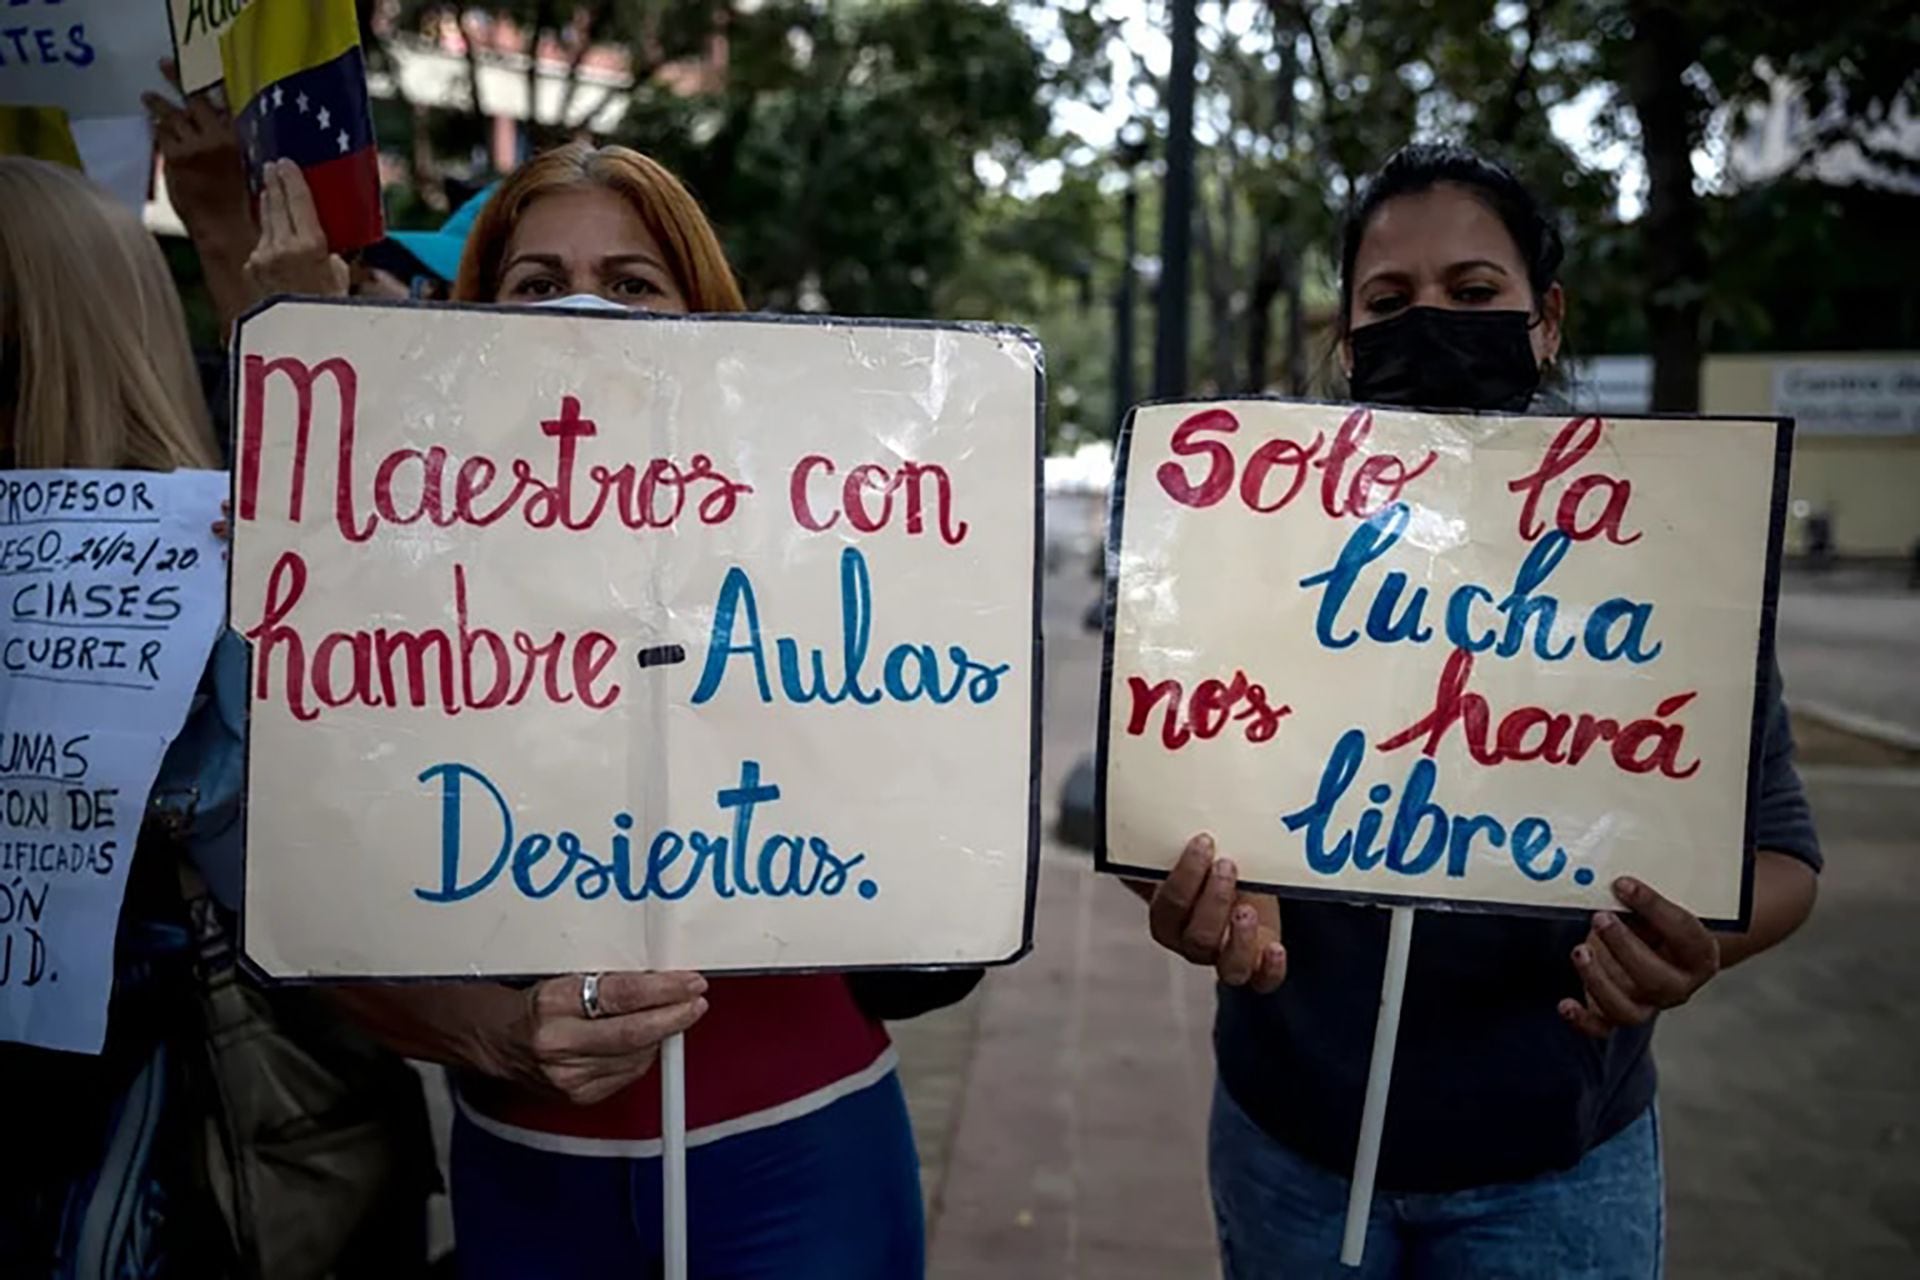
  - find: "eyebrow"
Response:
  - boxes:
[501,251,668,275]
[501,252,565,275]
[1446,258,1512,277]
[1358,257,1513,292]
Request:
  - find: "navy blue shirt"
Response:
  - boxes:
[1214,665,1821,1192]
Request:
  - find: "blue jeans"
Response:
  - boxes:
[451,1071,924,1279]
[1209,1080,1663,1279]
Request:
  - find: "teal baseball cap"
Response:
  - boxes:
[389,183,498,284]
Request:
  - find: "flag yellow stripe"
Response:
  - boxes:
[0,106,82,170]
[219,0,361,111]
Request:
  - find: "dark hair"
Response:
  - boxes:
[1338,143,1565,334]
[358,238,441,286]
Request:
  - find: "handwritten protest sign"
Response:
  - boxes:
[0,470,227,1053]
[230,299,1042,979]
[169,0,256,95]
[1098,402,1790,926]
[0,1,175,123]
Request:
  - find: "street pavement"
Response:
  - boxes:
[1776,566,1920,746]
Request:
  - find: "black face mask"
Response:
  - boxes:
[1347,306,1542,412]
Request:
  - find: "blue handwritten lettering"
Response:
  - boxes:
[1297,502,1660,665]
[413,758,875,905]
[1282,730,1567,882]
[691,547,1009,707]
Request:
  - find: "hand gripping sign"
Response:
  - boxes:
[228,299,1043,981]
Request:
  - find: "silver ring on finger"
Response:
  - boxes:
[580,972,607,1020]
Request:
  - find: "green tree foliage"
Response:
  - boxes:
[367,0,1918,430]
[616,0,1064,316]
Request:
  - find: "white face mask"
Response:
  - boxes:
[530,293,631,313]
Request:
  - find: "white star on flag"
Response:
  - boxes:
[336,129,350,154]
[273,85,284,109]
[297,91,309,114]
[317,106,331,130]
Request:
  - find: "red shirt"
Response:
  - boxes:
[460,974,892,1154]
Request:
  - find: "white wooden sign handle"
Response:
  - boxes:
[1341,905,1416,1266]
[663,1031,689,1280]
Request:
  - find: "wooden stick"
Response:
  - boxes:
[1340,905,1416,1267]
[662,1030,688,1280]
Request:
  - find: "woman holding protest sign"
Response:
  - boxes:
[1138,143,1822,1278]
[0,156,435,1279]
[253,141,946,1278]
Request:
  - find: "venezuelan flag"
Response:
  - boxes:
[0,106,83,171]
[219,0,383,252]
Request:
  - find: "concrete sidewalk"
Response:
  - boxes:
[1777,568,1920,748]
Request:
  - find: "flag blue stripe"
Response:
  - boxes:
[244,45,377,176]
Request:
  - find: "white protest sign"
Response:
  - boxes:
[0,470,228,1054]
[0,2,175,122]
[1099,403,1789,926]
[168,0,256,95]
[230,300,1042,979]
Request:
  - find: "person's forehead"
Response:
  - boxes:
[1357,185,1522,271]
[506,189,658,256]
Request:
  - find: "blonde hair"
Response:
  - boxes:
[0,157,218,470]
[454,142,745,312]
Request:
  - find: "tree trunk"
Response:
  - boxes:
[1202,166,1239,394]
[1622,1,1707,412]
[458,12,487,122]
[1284,265,1307,394]
[1193,174,1224,391]
[1246,228,1278,393]
[1487,2,1541,146]
[555,0,618,129]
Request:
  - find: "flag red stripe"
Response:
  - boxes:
[302,146,385,254]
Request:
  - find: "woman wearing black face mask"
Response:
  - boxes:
[1341,144,1565,413]
[1138,144,1821,1278]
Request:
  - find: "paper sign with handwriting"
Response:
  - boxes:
[230,300,1041,978]
[0,470,227,1053]
[0,1,175,122]
[1098,402,1789,926]
[169,0,257,94]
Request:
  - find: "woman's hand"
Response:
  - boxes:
[1560,876,1720,1038]
[484,971,709,1106]
[144,59,253,249]
[244,158,349,299]
[1142,834,1288,992]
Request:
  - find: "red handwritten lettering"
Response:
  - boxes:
[1124,670,1290,749]
[790,455,840,531]
[238,353,373,543]
[1155,406,1435,518]
[1318,409,1438,519]
[1507,416,1641,545]
[237,356,751,539]
[240,551,623,719]
[1377,648,1699,778]
[784,456,969,544]
[1157,409,1239,508]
